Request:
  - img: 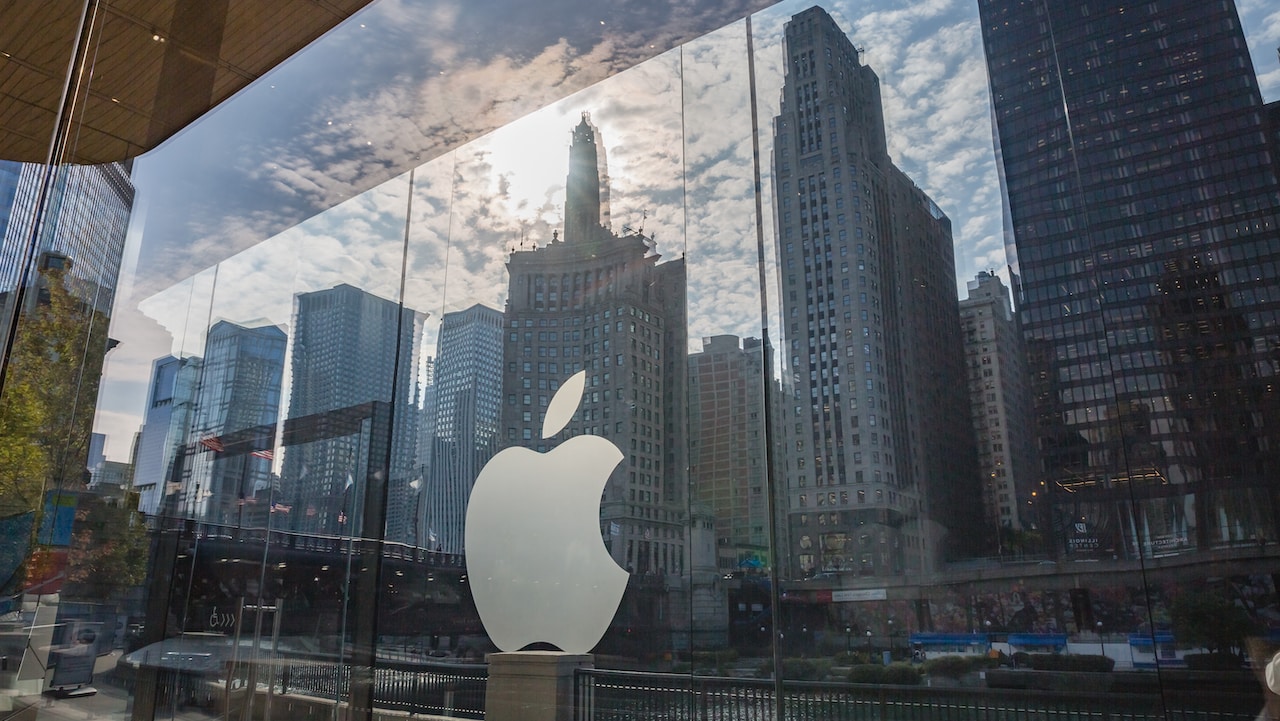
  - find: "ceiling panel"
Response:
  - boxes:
[0,0,374,164]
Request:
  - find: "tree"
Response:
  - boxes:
[0,265,111,596]
[1170,589,1257,662]
[65,492,149,599]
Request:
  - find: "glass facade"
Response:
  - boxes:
[1,0,1279,719]
[980,0,1280,559]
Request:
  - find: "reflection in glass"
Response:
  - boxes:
[282,283,424,542]
[420,304,504,554]
[980,0,1280,562]
[770,7,979,582]
[3,0,1279,717]
[497,112,690,657]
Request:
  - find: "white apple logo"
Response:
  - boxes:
[464,370,628,654]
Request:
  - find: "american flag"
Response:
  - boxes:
[199,436,224,452]
[250,449,274,460]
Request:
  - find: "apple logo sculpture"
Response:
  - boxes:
[464,370,628,654]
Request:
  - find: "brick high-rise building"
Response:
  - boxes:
[688,335,769,571]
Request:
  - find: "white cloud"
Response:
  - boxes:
[97,0,1279,459]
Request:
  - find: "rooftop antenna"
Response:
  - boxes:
[637,209,647,235]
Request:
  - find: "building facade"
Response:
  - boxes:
[0,161,134,312]
[281,284,426,541]
[773,6,980,578]
[131,355,203,516]
[501,113,689,576]
[422,303,503,554]
[979,0,1280,559]
[959,271,1037,540]
[688,335,769,571]
[182,321,286,528]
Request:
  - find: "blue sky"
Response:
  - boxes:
[95,0,1280,459]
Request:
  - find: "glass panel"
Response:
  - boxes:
[742,0,1280,717]
[679,17,777,671]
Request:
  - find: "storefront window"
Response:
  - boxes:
[1,0,1279,719]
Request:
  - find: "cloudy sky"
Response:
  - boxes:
[94,0,1280,460]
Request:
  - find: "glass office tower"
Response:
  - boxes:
[979,0,1280,560]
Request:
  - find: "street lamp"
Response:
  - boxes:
[845,625,853,653]
[865,628,872,650]
[1096,621,1105,659]
[887,619,895,659]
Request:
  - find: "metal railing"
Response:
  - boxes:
[231,654,488,719]
[573,669,1260,721]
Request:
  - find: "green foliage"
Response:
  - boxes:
[883,663,922,685]
[833,651,871,666]
[922,655,975,678]
[848,664,885,683]
[66,492,149,599]
[0,268,111,595]
[1171,590,1257,660]
[1026,654,1115,672]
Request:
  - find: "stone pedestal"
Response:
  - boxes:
[484,652,593,721]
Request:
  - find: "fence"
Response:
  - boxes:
[573,669,1261,721]
[127,653,1261,721]
[230,654,488,719]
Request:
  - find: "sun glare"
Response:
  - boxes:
[479,106,584,232]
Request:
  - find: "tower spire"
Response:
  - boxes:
[564,112,608,243]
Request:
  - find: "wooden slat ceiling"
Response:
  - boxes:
[0,0,374,165]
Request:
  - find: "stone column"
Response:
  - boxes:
[484,651,593,721]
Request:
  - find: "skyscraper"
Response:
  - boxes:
[183,321,286,528]
[979,0,1280,558]
[688,335,768,571]
[502,112,688,576]
[959,271,1037,540]
[773,7,979,577]
[282,284,426,540]
[0,161,134,312]
[422,303,503,553]
[132,355,202,516]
